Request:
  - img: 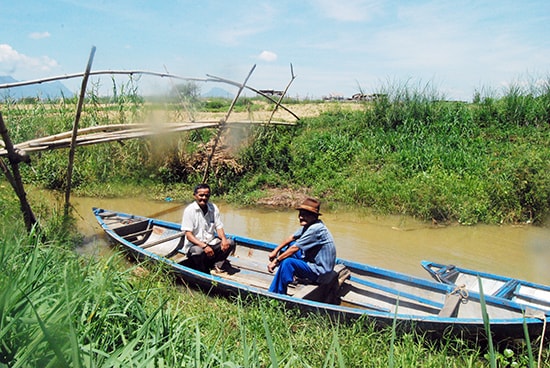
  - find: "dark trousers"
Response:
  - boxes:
[187,238,235,273]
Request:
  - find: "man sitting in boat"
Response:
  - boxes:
[181,183,235,273]
[267,198,337,294]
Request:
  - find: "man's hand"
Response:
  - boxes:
[267,260,278,273]
[268,251,277,261]
[221,238,231,252]
[203,245,214,257]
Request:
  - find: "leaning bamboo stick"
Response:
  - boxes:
[65,46,96,216]
[202,64,256,182]
[0,113,37,232]
[20,122,221,150]
[267,63,296,124]
[16,122,212,149]
[19,124,145,146]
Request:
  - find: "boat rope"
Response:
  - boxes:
[539,317,546,368]
[450,284,469,303]
[524,308,546,368]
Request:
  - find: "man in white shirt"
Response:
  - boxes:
[181,183,234,273]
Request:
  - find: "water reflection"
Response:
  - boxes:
[72,196,550,285]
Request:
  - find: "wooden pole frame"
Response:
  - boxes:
[0,69,300,121]
[0,59,300,218]
[202,65,256,183]
[266,63,297,124]
[0,112,37,232]
[64,46,96,216]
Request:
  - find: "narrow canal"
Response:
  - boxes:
[70,195,550,285]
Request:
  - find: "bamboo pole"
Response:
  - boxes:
[64,46,96,216]
[0,68,300,120]
[0,112,37,232]
[14,122,212,149]
[202,64,256,183]
[0,70,208,89]
[0,119,295,157]
[267,63,297,124]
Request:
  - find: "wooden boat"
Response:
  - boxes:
[421,260,550,313]
[93,208,549,341]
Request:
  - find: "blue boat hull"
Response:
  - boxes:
[93,208,550,342]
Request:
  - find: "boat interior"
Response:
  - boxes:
[99,212,531,321]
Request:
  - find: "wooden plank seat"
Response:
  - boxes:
[112,220,151,245]
[227,255,273,275]
[113,219,150,237]
[292,264,351,304]
[438,293,462,317]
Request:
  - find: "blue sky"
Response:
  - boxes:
[1,0,549,101]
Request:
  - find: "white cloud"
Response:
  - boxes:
[258,50,277,62]
[0,44,22,63]
[0,44,59,76]
[29,31,51,40]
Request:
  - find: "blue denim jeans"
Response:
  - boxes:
[268,256,317,294]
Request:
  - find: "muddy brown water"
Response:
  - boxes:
[72,196,550,285]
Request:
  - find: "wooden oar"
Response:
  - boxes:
[147,204,186,219]
[142,231,186,249]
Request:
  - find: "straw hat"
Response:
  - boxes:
[296,198,322,216]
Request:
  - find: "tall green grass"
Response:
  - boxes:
[2,78,549,224]
[237,81,550,225]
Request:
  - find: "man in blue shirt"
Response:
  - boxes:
[267,198,336,294]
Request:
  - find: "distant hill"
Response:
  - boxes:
[202,87,233,98]
[0,76,74,100]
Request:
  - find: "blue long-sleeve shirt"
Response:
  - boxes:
[292,220,336,275]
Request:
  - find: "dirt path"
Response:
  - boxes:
[190,101,364,123]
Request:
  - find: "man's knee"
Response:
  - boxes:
[228,238,236,252]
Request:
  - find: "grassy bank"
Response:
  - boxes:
[1,199,547,367]
[236,84,550,225]
[1,80,549,226]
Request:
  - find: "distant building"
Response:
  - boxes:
[322,93,344,101]
[349,93,387,101]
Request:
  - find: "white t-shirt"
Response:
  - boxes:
[181,201,224,253]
